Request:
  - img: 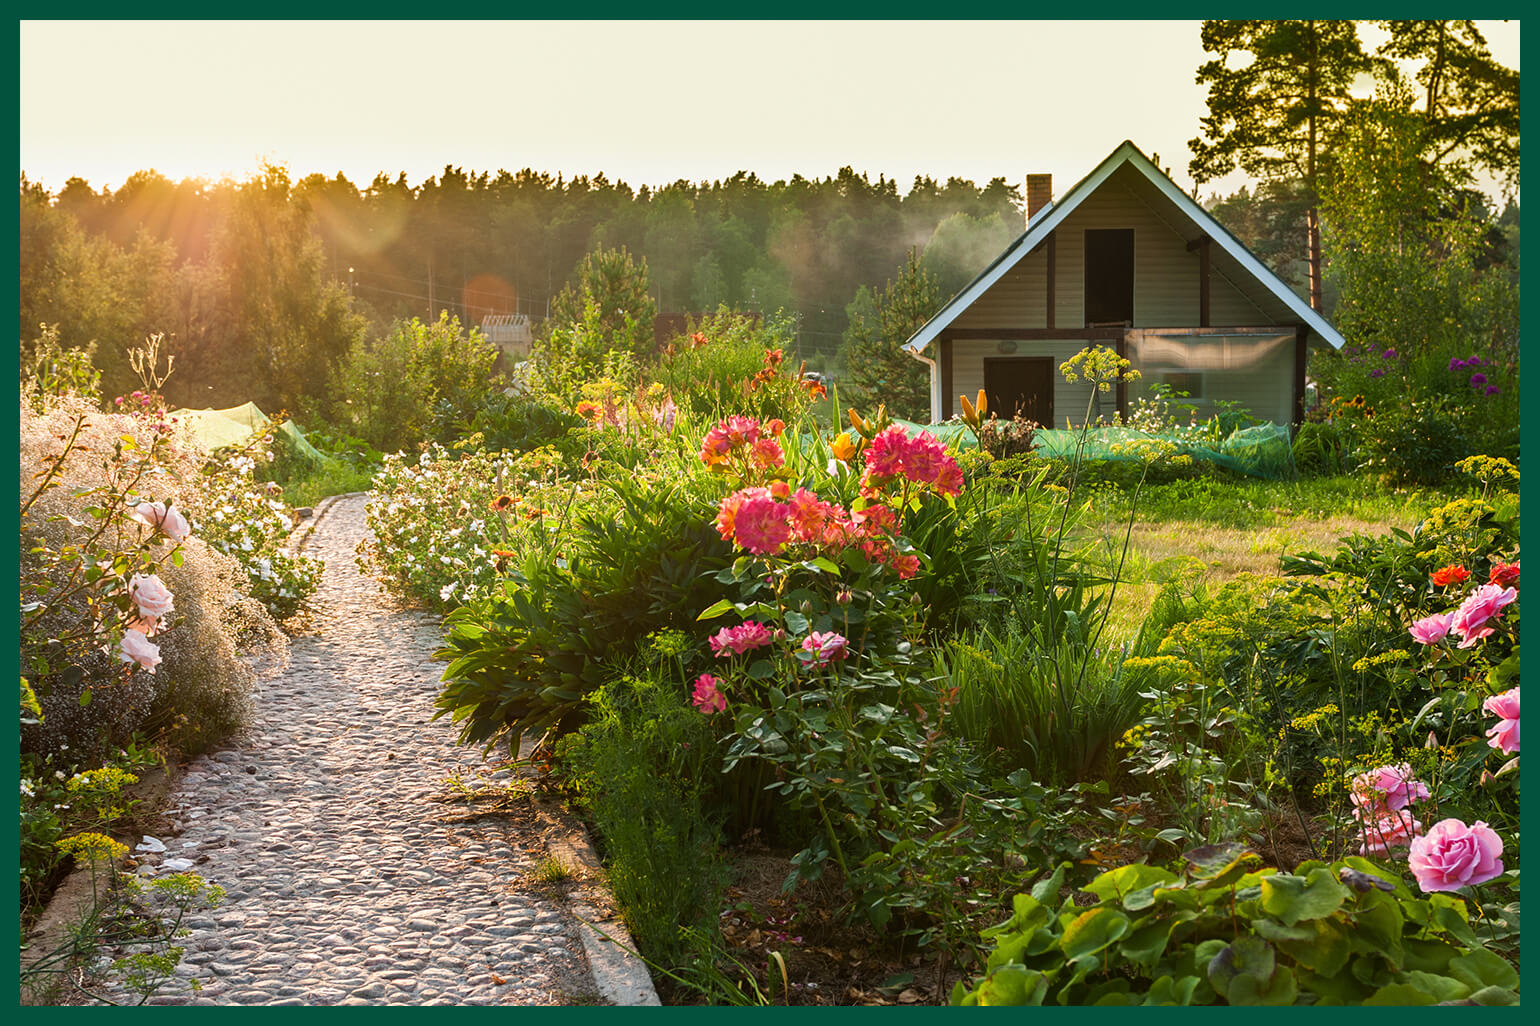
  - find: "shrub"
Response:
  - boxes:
[331,312,503,452]
[952,846,1519,1006]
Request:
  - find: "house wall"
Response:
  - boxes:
[951,178,1271,334]
[938,176,1294,424]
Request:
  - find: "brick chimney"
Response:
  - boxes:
[1026,173,1053,225]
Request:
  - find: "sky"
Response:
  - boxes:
[17,19,1522,206]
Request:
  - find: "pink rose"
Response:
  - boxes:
[119,630,162,673]
[1482,686,1519,754]
[709,622,773,658]
[691,673,726,715]
[1408,611,1455,645]
[1450,583,1517,648]
[132,501,192,542]
[800,631,849,667]
[1358,809,1423,856]
[1350,762,1429,815]
[731,494,792,555]
[1408,818,1505,892]
[128,573,175,619]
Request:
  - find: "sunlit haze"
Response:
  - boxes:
[19,19,1521,203]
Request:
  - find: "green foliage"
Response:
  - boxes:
[536,246,658,394]
[555,662,730,965]
[331,312,503,452]
[22,323,101,410]
[652,308,812,424]
[840,250,940,421]
[953,848,1518,1006]
[433,470,733,753]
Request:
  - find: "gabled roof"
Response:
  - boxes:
[904,140,1344,353]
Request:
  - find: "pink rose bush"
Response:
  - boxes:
[860,425,963,499]
[1408,611,1454,645]
[128,573,176,620]
[1407,818,1505,892]
[118,629,163,673]
[1349,762,1430,856]
[1483,687,1519,754]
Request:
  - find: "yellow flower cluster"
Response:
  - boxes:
[1118,724,1151,751]
[1123,654,1197,677]
[1421,497,1495,535]
[1058,345,1141,391]
[1350,649,1410,674]
[55,831,129,863]
[1455,454,1519,487]
[1288,703,1340,733]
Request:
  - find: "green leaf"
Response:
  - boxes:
[1059,907,1131,961]
[1260,867,1348,925]
[1084,863,1179,908]
[1118,919,1174,966]
[1446,947,1518,992]
[1465,985,1520,1005]
[171,549,184,568]
[783,610,809,635]
[696,599,735,621]
[1398,970,1471,1003]
[1142,975,1200,1006]
[809,557,841,575]
[78,688,92,707]
[885,745,921,763]
[1364,982,1438,1005]
[973,965,1048,1006]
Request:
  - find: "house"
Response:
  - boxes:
[903,141,1344,428]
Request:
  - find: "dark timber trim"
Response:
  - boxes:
[1115,332,1129,420]
[940,338,954,420]
[939,327,1125,341]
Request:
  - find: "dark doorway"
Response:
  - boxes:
[983,356,1054,426]
[1084,228,1134,325]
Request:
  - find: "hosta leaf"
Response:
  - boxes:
[1260,867,1348,925]
[1060,907,1131,961]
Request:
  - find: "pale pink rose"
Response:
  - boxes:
[128,574,175,619]
[1358,809,1423,855]
[1408,611,1455,645]
[1450,583,1517,648]
[124,615,161,637]
[1482,686,1519,754]
[1349,762,1429,815]
[132,501,192,542]
[1407,818,1504,892]
[800,631,850,667]
[119,630,162,673]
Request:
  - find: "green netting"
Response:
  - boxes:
[894,419,1296,480]
[172,402,329,466]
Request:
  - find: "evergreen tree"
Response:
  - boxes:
[840,250,941,421]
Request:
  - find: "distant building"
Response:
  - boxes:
[480,314,534,362]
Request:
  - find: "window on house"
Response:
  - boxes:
[1084,228,1134,325]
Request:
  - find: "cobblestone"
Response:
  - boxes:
[88,495,602,1006]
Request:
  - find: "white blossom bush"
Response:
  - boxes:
[361,443,598,611]
[189,439,323,621]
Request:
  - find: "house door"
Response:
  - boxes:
[983,357,1054,426]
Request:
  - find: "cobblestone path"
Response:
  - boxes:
[94,494,607,1006]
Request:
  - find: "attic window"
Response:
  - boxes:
[1084,229,1134,325]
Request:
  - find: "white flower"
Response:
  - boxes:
[21,780,35,798]
[55,770,67,781]
[439,582,457,601]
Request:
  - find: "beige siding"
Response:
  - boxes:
[951,178,1272,332]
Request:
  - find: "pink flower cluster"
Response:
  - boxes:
[1408,818,1505,892]
[860,426,963,498]
[1409,581,1517,649]
[1483,686,1519,754]
[1349,762,1429,856]
[692,673,726,715]
[710,621,774,658]
[714,485,919,578]
[699,416,785,473]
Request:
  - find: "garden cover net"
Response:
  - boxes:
[171,401,329,465]
[897,419,1295,480]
